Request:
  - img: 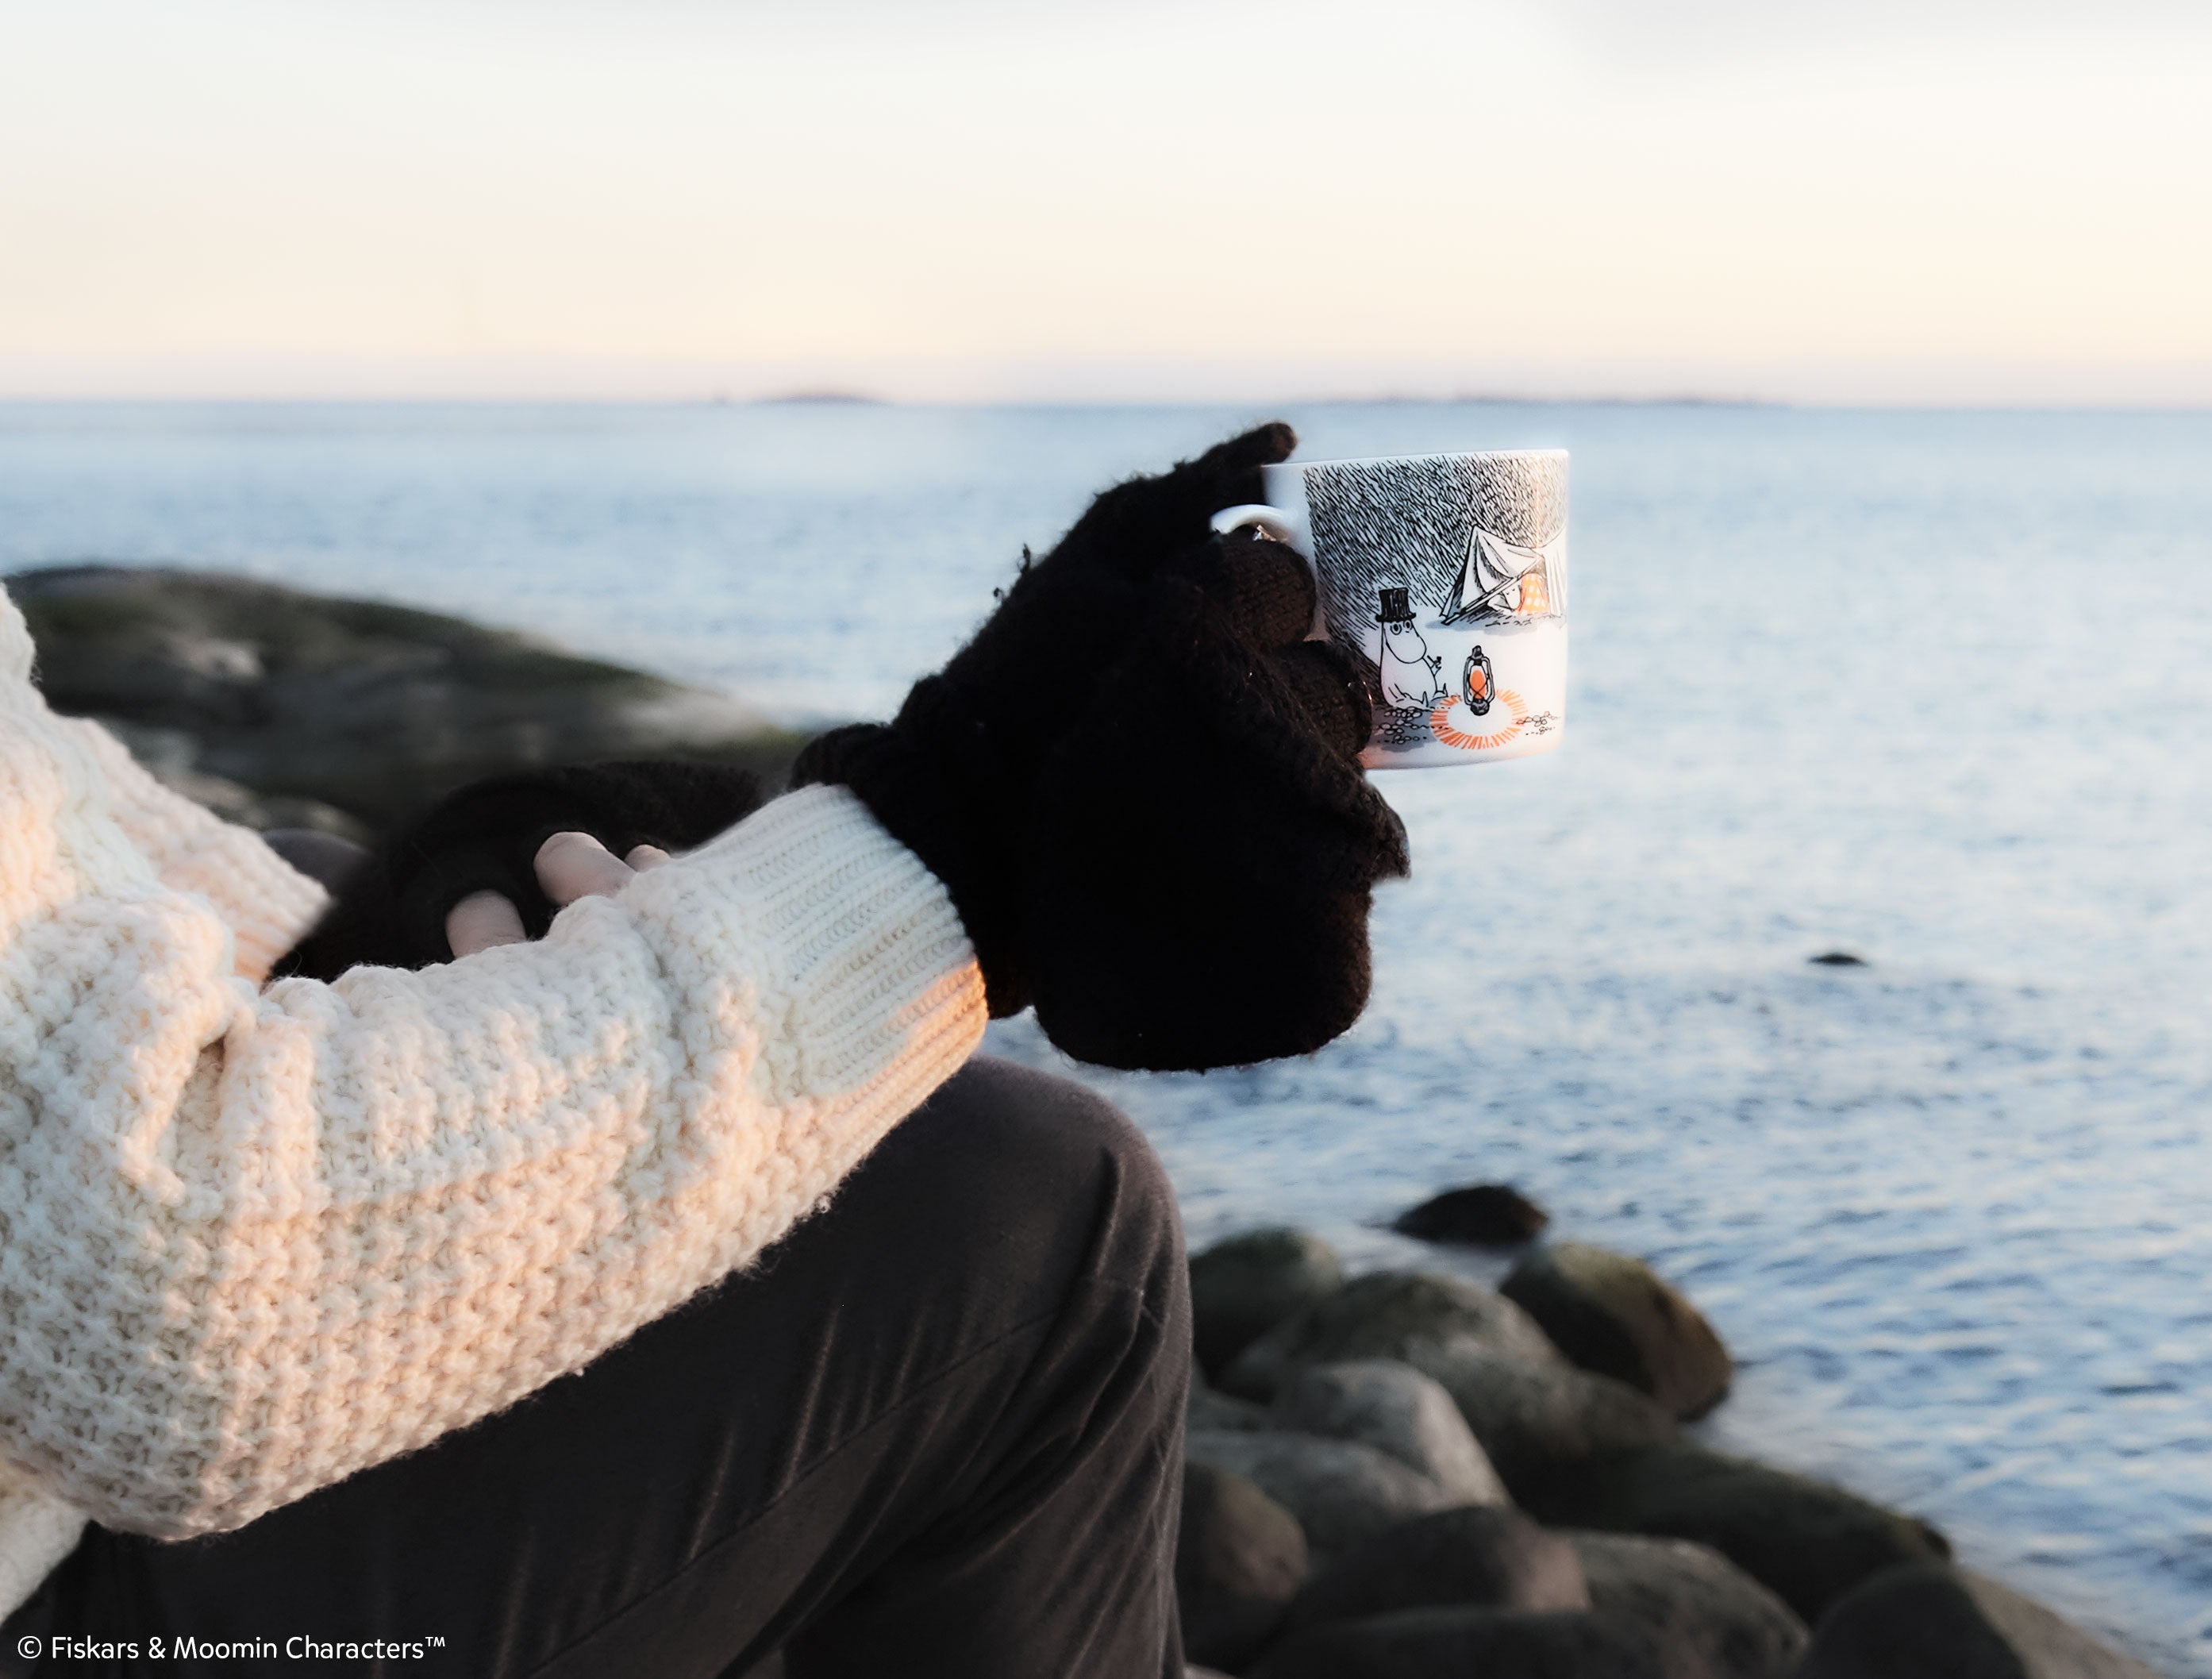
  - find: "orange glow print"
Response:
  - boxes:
[1431,687,1530,751]
[1515,571,1550,617]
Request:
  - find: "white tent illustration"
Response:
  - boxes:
[1441,526,1565,624]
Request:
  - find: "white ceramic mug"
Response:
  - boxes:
[1214,449,1568,769]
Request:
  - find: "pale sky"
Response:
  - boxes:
[2,0,2208,403]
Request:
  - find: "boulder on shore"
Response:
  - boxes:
[1568,1531,1808,1679]
[1792,1562,2160,1679]
[1176,1461,1308,1672]
[1220,1271,1566,1403]
[1270,1361,1506,1507]
[1956,1569,2163,1679]
[1393,1183,1551,1246]
[1501,1242,1734,1420]
[1189,1378,1271,1434]
[1189,1228,1345,1379]
[1221,1272,1674,1492]
[10,566,807,834]
[1248,1606,1664,1679]
[1284,1506,1589,1635]
[1518,1442,1949,1625]
[1184,1428,1459,1571]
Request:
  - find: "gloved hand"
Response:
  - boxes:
[793,422,1409,1072]
[276,759,765,980]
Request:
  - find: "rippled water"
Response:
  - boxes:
[3,400,2207,1672]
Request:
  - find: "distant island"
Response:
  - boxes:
[750,390,888,406]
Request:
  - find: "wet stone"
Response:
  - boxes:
[1393,1183,1551,1246]
[1284,1505,1590,1635]
[1502,1242,1734,1421]
[1189,1228,1345,1380]
[1177,1460,1309,1673]
[1518,1442,1949,1626]
[1270,1359,1506,1508]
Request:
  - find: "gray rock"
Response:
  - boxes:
[1571,1531,1808,1679]
[12,566,805,832]
[1219,1270,1568,1403]
[1393,1183,1551,1246]
[1792,1562,2028,1678]
[1502,1242,1735,1420]
[1184,1428,1459,1569]
[1176,1460,1308,1672]
[1286,1506,1589,1634]
[1248,1607,1664,1679]
[1793,1562,2160,1679]
[1520,1442,1948,1625]
[1189,1227,1345,1378]
[100,719,372,841]
[1412,1342,1675,1494]
[1271,1360,1507,1507]
[1960,1571,2162,1679]
[1219,1272,1675,1492]
[1189,1379,1271,1434]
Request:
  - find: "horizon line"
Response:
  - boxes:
[4,391,2211,415]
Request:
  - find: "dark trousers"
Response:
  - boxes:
[1,1057,1191,1678]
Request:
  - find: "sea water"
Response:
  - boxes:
[2,399,2207,1672]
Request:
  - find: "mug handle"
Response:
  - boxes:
[1209,503,1300,543]
[1209,503,1330,644]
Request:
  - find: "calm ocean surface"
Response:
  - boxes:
[2,400,2207,1670]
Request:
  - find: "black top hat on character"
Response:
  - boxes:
[1375,586,1418,626]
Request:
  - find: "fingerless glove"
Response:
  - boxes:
[794,423,1409,1071]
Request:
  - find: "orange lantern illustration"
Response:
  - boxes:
[1461,645,1493,716]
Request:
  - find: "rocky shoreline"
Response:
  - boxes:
[1175,1206,2158,1677]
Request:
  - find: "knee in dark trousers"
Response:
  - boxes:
[775,1056,1194,1679]
[2,1057,1191,1679]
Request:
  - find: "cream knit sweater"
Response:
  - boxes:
[0,586,987,1621]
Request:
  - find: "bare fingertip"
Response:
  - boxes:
[446,890,528,958]
[536,830,608,867]
[625,844,673,872]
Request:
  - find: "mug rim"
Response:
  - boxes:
[1273,447,1568,472]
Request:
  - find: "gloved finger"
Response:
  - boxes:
[1057,422,1298,572]
[1174,419,1299,509]
[446,890,528,957]
[1266,637,1376,760]
[1175,528,1316,649]
[535,830,637,905]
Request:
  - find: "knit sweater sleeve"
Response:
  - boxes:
[0,591,987,1541]
[45,714,331,983]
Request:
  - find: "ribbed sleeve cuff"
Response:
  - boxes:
[632,784,987,1119]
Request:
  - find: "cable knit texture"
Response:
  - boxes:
[0,586,986,1619]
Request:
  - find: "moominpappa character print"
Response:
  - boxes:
[1225,450,1568,768]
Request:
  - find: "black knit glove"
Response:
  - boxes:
[276,760,766,980]
[792,422,1409,1072]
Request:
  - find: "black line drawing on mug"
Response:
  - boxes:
[1438,529,1563,626]
[1298,453,1567,711]
[1291,452,1565,760]
[1374,587,1449,709]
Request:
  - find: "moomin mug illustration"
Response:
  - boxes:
[1212,449,1568,768]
